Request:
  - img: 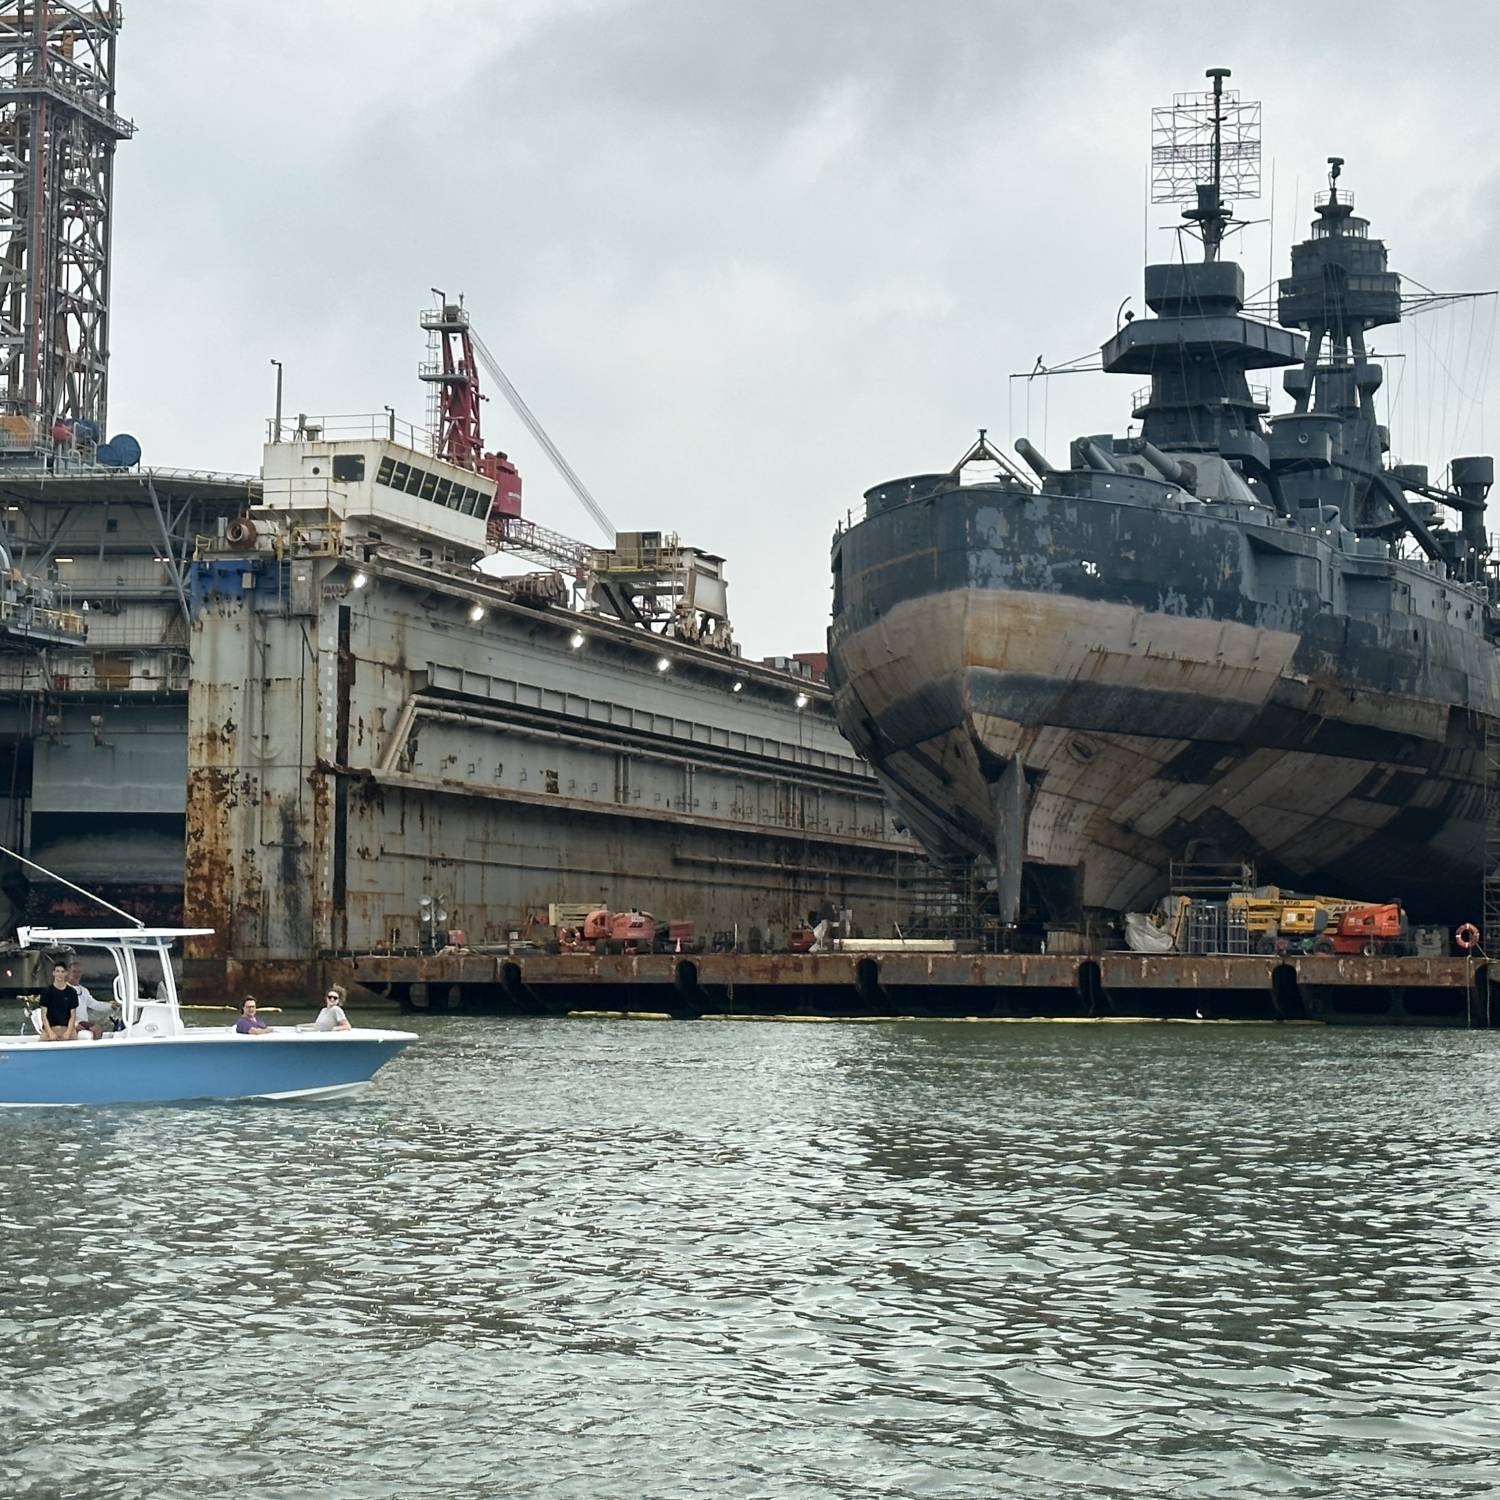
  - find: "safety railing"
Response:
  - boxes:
[0,598,87,637]
[266,412,433,452]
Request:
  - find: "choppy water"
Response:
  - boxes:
[3,1016,1499,1499]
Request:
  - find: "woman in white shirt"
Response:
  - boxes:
[314,983,353,1031]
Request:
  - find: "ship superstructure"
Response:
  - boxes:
[828,70,1497,934]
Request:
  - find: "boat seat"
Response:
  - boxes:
[127,1000,183,1038]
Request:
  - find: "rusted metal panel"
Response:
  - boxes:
[1101,954,1277,991]
[860,953,1078,989]
[1288,955,1472,987]
[352,953,502,987]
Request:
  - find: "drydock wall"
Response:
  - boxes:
[184,551,919,997]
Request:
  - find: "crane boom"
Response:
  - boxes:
[468,328,616,544]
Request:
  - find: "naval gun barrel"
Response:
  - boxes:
[1127,438,1191,491]
[1014,438,1057,478]
[1073,438,1123,474]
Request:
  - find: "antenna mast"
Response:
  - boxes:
[1151,66,1260,262]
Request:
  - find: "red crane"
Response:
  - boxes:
[418,293,614,576]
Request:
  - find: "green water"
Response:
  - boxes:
[3,1017,1498,1498]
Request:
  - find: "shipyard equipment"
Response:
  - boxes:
[828,68,1499,936]
[1314,904,1410,957]
[417,297,736,650]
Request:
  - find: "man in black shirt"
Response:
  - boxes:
[40,961,79,1041]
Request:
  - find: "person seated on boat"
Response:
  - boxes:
[66,959,110,1040]
[39,961,79,1042]
[234,996,274,1036]
[313,984,352,1032]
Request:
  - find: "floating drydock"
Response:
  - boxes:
[182,421,922,999]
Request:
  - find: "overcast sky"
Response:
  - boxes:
[109,1,1500,656]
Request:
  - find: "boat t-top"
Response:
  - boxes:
[0,926,416,1107]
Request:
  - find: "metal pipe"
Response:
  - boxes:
[376,694,422,774]
[270,359,283,442]
[1331,459,1451,567]
[1372,472,1447,567]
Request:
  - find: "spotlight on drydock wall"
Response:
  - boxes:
[570,631,585,649]
[468,603,486,623]
[351,571,368,590]
[795,693,809,710]
[731,679,744,693]
[656,656,670,673]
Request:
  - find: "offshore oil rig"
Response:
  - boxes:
[0,7,925,997]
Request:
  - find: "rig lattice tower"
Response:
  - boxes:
[0,2,133,438]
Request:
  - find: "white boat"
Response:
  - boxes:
[0,926,417,1106]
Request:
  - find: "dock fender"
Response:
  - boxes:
[1473,960,1494,1028]
[1075,959,1106,1016]
[854,956,885,1008]
[501,960,540,1012]
[1268,961,1303,1020]
[673,958,708,1014]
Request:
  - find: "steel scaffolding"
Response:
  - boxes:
[0,2,133,438]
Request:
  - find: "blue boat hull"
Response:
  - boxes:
[0,1032,415,1106]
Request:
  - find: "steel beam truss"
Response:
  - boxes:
[0,2,133,438]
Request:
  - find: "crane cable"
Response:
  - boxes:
[467,328,616,544]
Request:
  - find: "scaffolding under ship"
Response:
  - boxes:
[828,70,1499,932]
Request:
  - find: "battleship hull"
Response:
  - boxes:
[828,477,1499,923]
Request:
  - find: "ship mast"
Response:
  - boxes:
[1186,67,1232,261]
[1274,160,1494,572]
[1154,66,1259,265]
[1101,70,1298,490]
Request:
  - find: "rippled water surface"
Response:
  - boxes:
[3,1016,1499,1498]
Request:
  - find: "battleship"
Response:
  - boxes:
[827,69,1498,932]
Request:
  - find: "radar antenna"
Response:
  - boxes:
[1151,66,1261,262]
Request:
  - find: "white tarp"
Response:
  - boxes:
[1124,912,1176,953]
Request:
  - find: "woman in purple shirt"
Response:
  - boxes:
[234,997,274,1036]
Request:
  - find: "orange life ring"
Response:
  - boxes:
[1455,922,1480,952]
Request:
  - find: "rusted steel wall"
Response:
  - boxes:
[184,553,922,999]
